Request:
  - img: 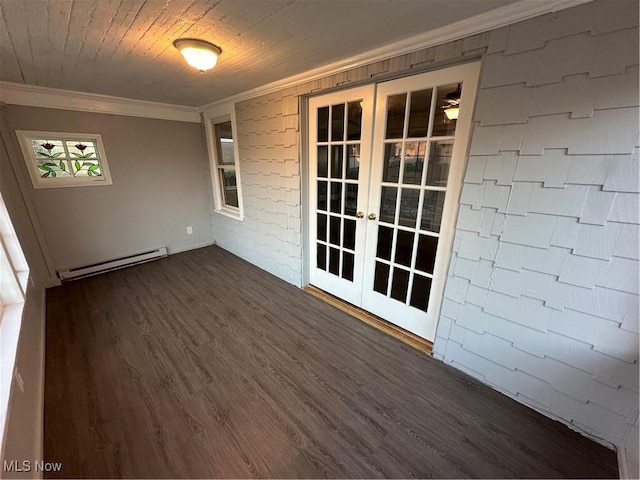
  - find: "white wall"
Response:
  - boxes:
[3,106,213,278]
[432,0,639,471]
[210,0,639,469]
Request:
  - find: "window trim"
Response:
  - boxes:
[204,106,244,220]
[15,130,113,189]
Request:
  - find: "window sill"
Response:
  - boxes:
[213,207,244,221]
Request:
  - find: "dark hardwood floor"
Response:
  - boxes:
[44,245,618,478]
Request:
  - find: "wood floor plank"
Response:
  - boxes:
[44,245,618,478]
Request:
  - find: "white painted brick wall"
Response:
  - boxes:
[435,0,639,454]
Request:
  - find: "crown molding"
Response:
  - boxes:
[200,0,591,114]
[0,82,201,123]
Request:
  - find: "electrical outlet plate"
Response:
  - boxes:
[186,226,193,235]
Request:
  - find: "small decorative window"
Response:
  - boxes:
[15,131,112,189]
[204,111,244,219]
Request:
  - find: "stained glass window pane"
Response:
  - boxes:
[36,160,71,178]
[66,141,97,159]
[71,160,102,177]
[31,139,64,158]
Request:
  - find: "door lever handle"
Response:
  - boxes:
[368,213,377,220]
[356,211,364,218]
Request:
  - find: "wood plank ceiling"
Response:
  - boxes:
[0,0,516,107]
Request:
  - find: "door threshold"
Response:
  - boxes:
[303,285,433,356]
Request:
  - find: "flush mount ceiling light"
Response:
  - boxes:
[443,83,462,120]
[173,38,222,73]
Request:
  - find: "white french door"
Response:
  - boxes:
[308,62,480,342]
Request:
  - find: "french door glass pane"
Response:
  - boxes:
[376,226,393,260]
[379,187,397,223]
[395,230,414,267]
[426,141,452,186]
[317,244,327,270]
[331,145,343,179]
[402,142,426,185]
[345,184,358,216]
[421,190,446,233]
[331,104,345,141]
[407,89,432,138]
[317,213,327,242]
[383,143,402,182]
[374,262,390,294]
[410,274,432,311]
[385,94,407,139]
[432,84,460,136]
[317,181,327,211]
[391,268,409,302]
[415,235,438,274]
[317,146,328,177]
[344,219,356,250]
[346,145,360,180]
[330,183,342,213]
[347,102,363,141]
[317,107,329,142]
[399,188,420,228]
[330,216,340,246]
[342,252,355,281]
[329,247,340,275]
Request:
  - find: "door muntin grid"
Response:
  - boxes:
[315,101,363,283]
[372,84,460,312]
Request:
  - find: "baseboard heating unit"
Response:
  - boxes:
[57,247,168,281]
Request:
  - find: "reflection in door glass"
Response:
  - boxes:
[346,145,360,180]
[383,143,402,183]
[432,84,460,137]
[317,107,329,142]
[379,186,397,223]
[385,94,407,139]
[426,141,452,186]
[402,142,426,185]
[398,188,420,228]
[345,184,358,216]
[421,190,446,233]
[407,89,432,138]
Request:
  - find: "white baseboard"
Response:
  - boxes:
[168,241,215,255]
